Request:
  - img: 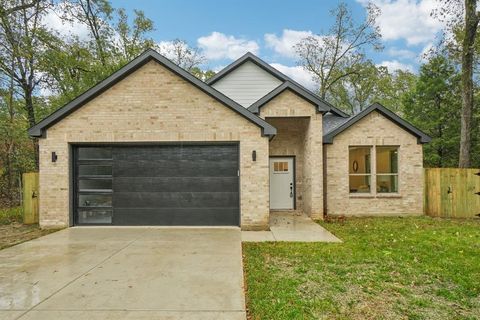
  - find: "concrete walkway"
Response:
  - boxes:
[0,228,245,320]
[242,212,341,242]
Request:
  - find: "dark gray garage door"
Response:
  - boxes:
[74,144,239,226]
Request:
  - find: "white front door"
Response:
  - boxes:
[269,157,294,210]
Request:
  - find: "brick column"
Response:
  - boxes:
[303,113,324,219]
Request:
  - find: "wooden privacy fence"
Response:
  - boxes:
[424,168,480,218]
[22,172,39,224]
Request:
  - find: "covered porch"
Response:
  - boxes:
[265,115,324,219]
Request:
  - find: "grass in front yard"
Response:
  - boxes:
[0,207,60,250]
[243,217,480,320]
[0,206,23,224]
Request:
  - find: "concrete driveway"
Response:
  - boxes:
[0,228,245,320]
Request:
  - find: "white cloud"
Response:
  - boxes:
[43,5,90,40]
[197,32,259,60]
[387,47,417,60]
[264,29,314,58]
[269,63,317,90]
[377,60,414,72]
[358,0,444,46]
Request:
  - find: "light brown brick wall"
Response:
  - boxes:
[303,113,324,219]
[259,90,324,217]
[325,111,424,216]
[39,60,270,230]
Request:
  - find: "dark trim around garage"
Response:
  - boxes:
[68,144,74,227]
[71,142,241,227]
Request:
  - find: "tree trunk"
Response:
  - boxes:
[459,0,479,168]
[24,85,39,170]
[435,95,443,167]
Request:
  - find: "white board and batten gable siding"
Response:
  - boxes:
[212,61,283,107]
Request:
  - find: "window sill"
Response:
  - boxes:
[349,194,375,199]
[349,193,402,199]
[376,193,402,198]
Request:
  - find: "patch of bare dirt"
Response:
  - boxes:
[0,223,60,250]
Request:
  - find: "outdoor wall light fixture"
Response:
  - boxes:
[252,150,257,161]
[51,151,58,162]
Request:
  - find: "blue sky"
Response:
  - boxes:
[84,1,445,88]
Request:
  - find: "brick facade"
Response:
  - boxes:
[38,60,270,230]
[259,90,324,218]
[325,111,424,216]
[38,61,425,229]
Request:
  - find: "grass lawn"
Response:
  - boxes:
[243,217,480,320]
[0,207,60,250]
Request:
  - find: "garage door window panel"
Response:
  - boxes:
[78,209,112,224]
[78,165,112,177]
[78,147,112,160]
[79,194,112,207]
[78,178,112,192]
[76,147,113,225]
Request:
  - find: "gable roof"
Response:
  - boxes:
[206,52,349,118]
[248,81,330,114]
[28,49,277,138]
[323,103,431,144]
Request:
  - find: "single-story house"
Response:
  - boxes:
[28,49,430,230]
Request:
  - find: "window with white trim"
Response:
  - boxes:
[349,146,371,193]
[376,146,399,193]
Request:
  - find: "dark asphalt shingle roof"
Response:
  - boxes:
[322,113,351,136]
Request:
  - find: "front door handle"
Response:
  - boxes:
[290,182,293,198]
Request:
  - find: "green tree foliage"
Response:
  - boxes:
[329,61,416,115]
[329,60,381,114]
[0,0,212,206]
[190,67,215,81]
[115,8,155,60]
[403,55,462,167]
[373,69,417,115]
[433,0,480,167]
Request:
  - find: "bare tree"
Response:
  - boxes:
[295,2,382,100]
[158,39,205,71]
[61,0,114,66]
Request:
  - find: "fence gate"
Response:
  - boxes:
[424,168,480,218]
[22,172,39,224]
